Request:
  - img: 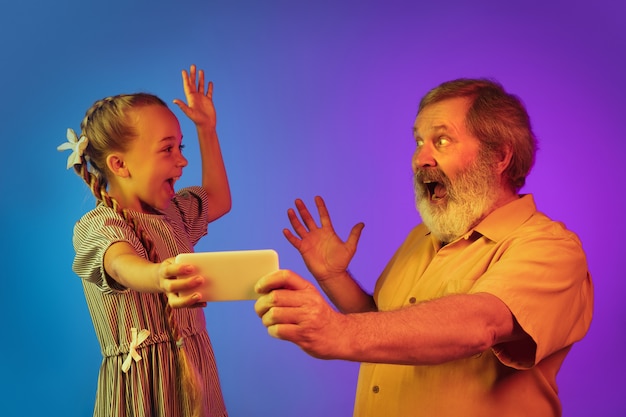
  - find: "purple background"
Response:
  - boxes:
[1,0,623,415]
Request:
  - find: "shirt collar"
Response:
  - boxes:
[471,194,537,242]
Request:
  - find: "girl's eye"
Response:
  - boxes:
[163,144,184,154]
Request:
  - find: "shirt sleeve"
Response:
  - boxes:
[168,186,210,246]
[470,221,593,369]
[72,207,147,294]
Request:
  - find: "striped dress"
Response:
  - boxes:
[72,186,227,417]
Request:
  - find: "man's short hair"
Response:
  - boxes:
[418,78,537,192]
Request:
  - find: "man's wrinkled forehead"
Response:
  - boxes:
[412,97,471,138]
[413,124,452,140]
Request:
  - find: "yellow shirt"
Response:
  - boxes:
[354,195,593,417]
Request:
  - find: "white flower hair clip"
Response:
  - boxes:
[57,128,88,169]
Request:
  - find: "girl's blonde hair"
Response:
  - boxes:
[74,93,202,416]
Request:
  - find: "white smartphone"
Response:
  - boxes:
[174,249,279,302]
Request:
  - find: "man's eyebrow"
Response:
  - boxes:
[413,124,449,137]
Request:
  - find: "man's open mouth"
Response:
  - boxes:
[424,180,447,201]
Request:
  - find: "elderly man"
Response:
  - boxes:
[255,79,593,417]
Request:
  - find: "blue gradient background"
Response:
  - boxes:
[1,0,624,416]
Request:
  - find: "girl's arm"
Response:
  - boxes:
[104,241,206,308]
[196,123,231,222]
[174,64,232,222]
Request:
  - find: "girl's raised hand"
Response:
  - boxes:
[173,64,216,129]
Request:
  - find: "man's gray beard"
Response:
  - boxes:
[414,155,500,243]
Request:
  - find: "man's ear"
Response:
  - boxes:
[106,153,130,178]
[495,145,513,176]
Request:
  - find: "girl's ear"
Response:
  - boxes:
[106,153,130,178]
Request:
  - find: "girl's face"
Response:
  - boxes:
[111,104,188,213]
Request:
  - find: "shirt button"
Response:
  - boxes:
[408,297,416,304]
[372,385,380,393]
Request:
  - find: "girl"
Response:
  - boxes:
[58,65,230,417]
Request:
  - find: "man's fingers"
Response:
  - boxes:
[287,207,309,238]
[255,270,312,295]
[286,196,337,238]
[254,272,318,319]
[255,287,313,313]
[294,198,321,231]
[347,222,365,248]
[266,323,300,341]
[314,195,333,227]
[283,228,302,249]
[260,305,303,327]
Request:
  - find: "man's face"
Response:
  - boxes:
[412,97,500,242]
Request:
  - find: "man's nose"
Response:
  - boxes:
[412,144,437,172]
